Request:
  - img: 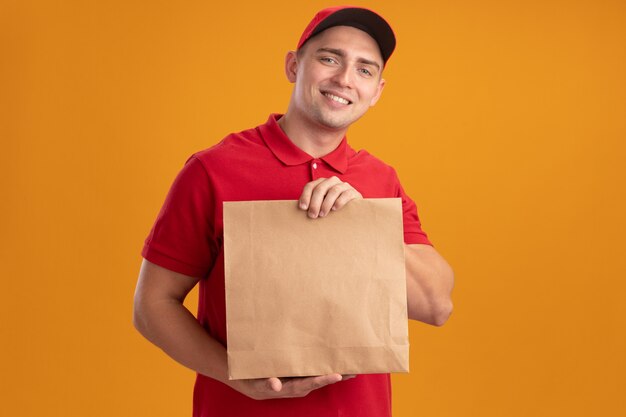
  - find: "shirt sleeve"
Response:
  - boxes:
[395,175,432,246]
[142,156,218,277]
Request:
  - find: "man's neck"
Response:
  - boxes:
[277,112,347,158]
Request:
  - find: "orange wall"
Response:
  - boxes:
[1,1,625,416]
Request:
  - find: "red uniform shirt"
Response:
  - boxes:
[142,114,431,417]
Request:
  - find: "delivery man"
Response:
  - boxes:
[133,6,454,417]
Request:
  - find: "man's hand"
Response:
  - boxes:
[299,176,362,218]
[228,374,353,400]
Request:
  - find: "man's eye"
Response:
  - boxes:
[320,57,337,64]
[359,68,373,76]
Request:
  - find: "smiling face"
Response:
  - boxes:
[285,25,386,132]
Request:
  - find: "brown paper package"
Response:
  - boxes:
[223,198,409,380]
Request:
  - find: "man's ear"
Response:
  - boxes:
[369,78,386,107]
[284,51,298,83]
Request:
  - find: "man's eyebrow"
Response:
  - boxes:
[357,57,381,71]
[316,47,381,71]
[316,47,345,57]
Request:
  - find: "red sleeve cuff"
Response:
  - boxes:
[404,232,432,246]
[142,244,207,278]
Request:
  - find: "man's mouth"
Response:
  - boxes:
[322,91,351,105]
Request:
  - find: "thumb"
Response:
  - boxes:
[267,377,282,392]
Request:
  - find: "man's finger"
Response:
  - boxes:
[307,177,342,218]
[331,188,362,211]
[291,373,342,394]
[299,178,326,210]
[319,183,353,217]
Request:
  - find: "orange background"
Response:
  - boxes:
[1,0,625,416]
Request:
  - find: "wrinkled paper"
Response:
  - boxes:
[223,198,409,380]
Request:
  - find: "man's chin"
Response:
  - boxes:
[314,114,356,131]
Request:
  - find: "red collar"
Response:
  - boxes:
[258,114,349,174]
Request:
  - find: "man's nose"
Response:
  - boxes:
[330,65,353,88]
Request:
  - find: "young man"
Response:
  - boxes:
[134,6,454,417]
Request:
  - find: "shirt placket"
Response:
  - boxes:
[310,158,322,180]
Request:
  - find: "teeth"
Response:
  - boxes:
[324,93,349,105]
